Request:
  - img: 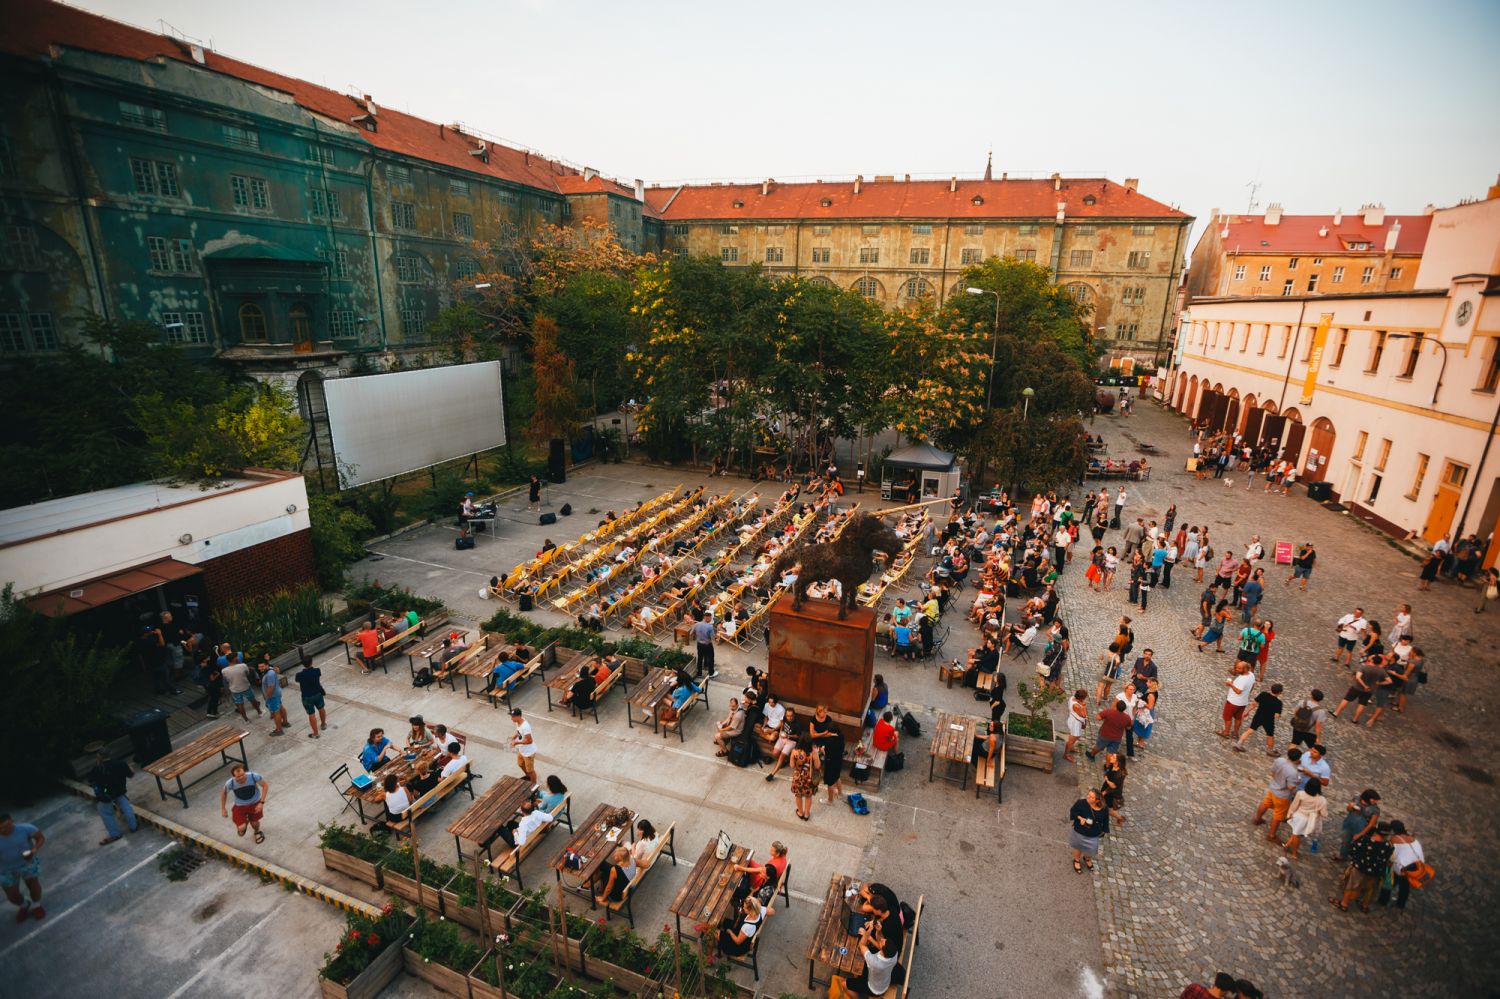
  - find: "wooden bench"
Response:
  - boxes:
[487,643,554,710]
[975,670,997,693]
[722,880,775,980]
[602,822,677,927]
[409,628,474,683]
[975,736,1006,803]
[895,895,925,999]
[659,687,704,742]
[144,724,249,808]
[387,762,477,838]
[486,792,574,889]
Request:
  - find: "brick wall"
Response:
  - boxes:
[199,528,317,608]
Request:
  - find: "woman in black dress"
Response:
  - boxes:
[809,705,845,804]
[1417,550,1441,590]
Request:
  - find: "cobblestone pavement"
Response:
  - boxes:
[1054,400,1500,998]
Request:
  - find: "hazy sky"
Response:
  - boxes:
[73,0,1500,235]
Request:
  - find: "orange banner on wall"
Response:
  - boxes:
[1300,313,1333,405]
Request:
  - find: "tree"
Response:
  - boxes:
[308,493,373,589]
[134,382,304,481]
[549,270,636,414]
[944,257,1101,377]
[879,301,990,449]
[528,315,583,446]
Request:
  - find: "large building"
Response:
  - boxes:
[1187,202,1432,300]
[1166,188,1500,563]
[648,170,1193,363]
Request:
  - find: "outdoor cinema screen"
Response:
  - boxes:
[322,361,506,488]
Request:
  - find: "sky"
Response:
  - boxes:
[71,0,1500,238]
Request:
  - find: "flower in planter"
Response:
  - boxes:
[367,934,380,948]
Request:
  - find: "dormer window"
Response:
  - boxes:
[732,199,745,209]
[971,195,984,206]
[1083,195,1096,206]
[820,198,832,208]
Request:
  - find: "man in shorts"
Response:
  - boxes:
[0,813,45,922]
[1235,682,1283,755]
[1286,690,1328,748]
[1218,661,1256,739]
[258,659,288,737]
[295,654,329,739]
[219,765,269,844]
[1252,746,1302,843]
[510,707,538,783]
[1332,608,1367,667]
[1285,542,1316,592]
[1332,656,1391,724]
[220,651,262,721]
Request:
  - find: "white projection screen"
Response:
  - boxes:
[323,362,506,488]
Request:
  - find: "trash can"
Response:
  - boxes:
[127,707,172,766]
[1306,480,1333,502]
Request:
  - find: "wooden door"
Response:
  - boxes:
[1242,408,1265,447]
[1282,422,1307,467]
[1423,487,1460,543]
[1305,421,1336,482]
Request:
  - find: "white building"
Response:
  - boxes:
[1166,188,1500,565]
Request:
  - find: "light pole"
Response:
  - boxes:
[1384,332,1448,405]
[1022,386,1035,420]
[966,286,1001,410]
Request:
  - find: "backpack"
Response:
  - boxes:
[728,734,756,768]
[1290,701,1315,732]
[901,710,922,738]
[412,667,433,688]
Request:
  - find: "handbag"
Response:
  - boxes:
[1487,584,1499,600]
[1035,661,1051,678]
[715,829,733,861]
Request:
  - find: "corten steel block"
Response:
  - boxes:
[767,594,874,740]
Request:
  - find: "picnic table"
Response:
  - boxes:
[928,710,977,790]
[144,724,249,808]
[447,775,535,863]
[807,873,866,991]
[626,665,677,731]
[670,838,754,941]
[408,628,471,679]
[550,802,636,908]
[454,642,507,698]
[542,649,602,712]
[353,746,441,824]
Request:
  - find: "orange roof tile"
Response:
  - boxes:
[645,177,1188,221]
[1214,213,1431,256]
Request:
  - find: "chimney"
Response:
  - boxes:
[1001,172,1008,181]
[1318,226,1328,237]
[1123,178,1139,192]
[1362,203,1384,226]
[903,174,910,182]
[363,95,377,116]
[1333,208,1343,225]
[1423,203,1435,215]
[853,175,862,194]
[1264,203,1282,225]
[635,178,645,202]
[1051,172,1062,192]
[761,179,769,196]
[1489,174,1500,200]
[949,177,957,193]
[1384,219,1401,252]
[583,166,598,182]
[1056,201,1067,222]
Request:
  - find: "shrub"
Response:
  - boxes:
[215,584,334,654]
[320,902,410,985]
[587,921,655,973]
[445,866,519,912]
[381,842,457,886]
[309,493,373,590]
[610,636,659,661]
[318,822,389,863]
[482,607,547,645]
[345,581,445,617]
[406,910,484,973]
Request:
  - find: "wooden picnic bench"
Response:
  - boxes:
[927,711,977,790]
[670,838,754,941]
[975,729,1006,803]
[455,642,506,698]
[542,649,607,715]
[659,685,705,742]
[483,642,553,709]
[387,761,477,839]
[407,628,472,681]
[144,724,249,808]
[627,666,679,731]
[549,802,636,908]
[351,745,442,824]
[487,790,573,889]
[807,873,866,992]
[601,822,677,927]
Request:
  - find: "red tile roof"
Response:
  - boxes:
[1214,213,1431,256]
[644,177,1188,221]
[3,0,600,196]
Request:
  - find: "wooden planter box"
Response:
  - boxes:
[1006,719,1056,773]
[467,950,559,999]
[403,946,473,998]
[321,847,384,889]
[580,955,655,994]
[381,864,445,914]
[438,881,517,936]
[319,939,404,999]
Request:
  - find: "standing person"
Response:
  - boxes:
[1384,821,1426,910]
[1122,518,1146,559]
[1476,566,1499,613]
[0,814,45,922]
[1063,690,1089,763]
[1086,700,1131,761]
[1100,752,1128,826]
[1332,822,1393,913]
[1112,486,1126,529]
[1133,678,1160,753]
[1068,790,1108,873]
[220,653,263,721]
[510,707,538,783]
[1287,689,1328,749]
[1235,682,1282,755]
[197,651,223,720]
[139,620,175,696]
[1285,542,1316,591]
[1330,655,1390,724]
[1197,600,1231,653]
[1236,620,1267,668]
[295,654,329,739]
[809,705,845,804]
[527,474,542,511]
[1163,503,1177,536]
[86,744,138,845]
[1102,546,1119,591]
[1417,548,1441,590]
[219,764,268,844]
[1283,778,1327,858]
[1240,569,1265,623]
[1253,747,1303,843]
[1219,661,1256,739]
[1332,608,1368,667]
[691,611,717,680]
[1336,789,1382,861]
[1162,536,1178,589]
[789,738,818,821]
[258,659,288,737]
[1096,641,1124,707]
[1389,604,1413,645]
[1254,619,1276,680]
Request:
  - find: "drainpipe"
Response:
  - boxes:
[362,157,389,352]
[1276,299,1311,412]
[1456,393,1500,538]
[1152,221,1186,370]
[45,67,111,324]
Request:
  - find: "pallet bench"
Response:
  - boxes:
[387,762,477,838]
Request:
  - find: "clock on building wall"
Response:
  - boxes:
[1456,300,1473,326]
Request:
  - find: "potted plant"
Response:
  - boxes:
[467,928,560,999]
[319,823,388,888]
[318,902,410,999]
[381,843,454,914]
[403,911,487,998]
[1006,681,1064,772]
[441,866,521,934]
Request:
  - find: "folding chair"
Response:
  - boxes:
[329,763,358,816]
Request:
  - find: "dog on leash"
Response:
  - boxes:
[1276,856,1301,889]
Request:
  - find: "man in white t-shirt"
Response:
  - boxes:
[757,696,787,740]
[510,708,538,783]
[853,924,900,997]
[1333,608,1368,666]
[440,743,469,779]
[498,799,554,850]
[1219,661,1257,739]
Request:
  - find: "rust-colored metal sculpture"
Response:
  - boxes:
[771,512,903,619]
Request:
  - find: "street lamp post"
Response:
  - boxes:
[1384,332,1448,405]
[1022,386,1035,420]
[966,287,1002,410]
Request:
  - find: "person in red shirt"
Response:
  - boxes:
[1180,972,1242,998]
[1087,700,1131,760]
[872,711,900,754]
[356,623,380,676]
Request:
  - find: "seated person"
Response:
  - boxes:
[731,840,790,904]
[407,760,440,799]
[360,728,394,773]
[630,820,660,874]
[562,668,597,709]
[714,697,748,756]
[497,798,555,850]
[872,711,900,755]
[717,896,768,958]
[892,599,913,626]
[376,615,399,642]
[876,613,895,648]
[856,883,904,950]
[594,845,633,904]
[439,741,469,779]
[1002,620,1039,654]
[757,694,787,740]
[374,773,411,831]
[891,621,916,658]
[967,638,1000,674]
[849,922,900,998]
[490,655,527,691]
[763,709,800,780]
[592,656,617,685]
[718,614,740,643]
[405,715,433,752]
[537,775,568,812]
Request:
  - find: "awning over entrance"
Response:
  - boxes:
[24,557,202,617]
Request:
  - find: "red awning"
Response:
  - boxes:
[24,557,202,617]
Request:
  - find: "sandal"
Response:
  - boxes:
[254,831,266,844]
[1073,860,1082,873]
[1328,897,1347,911]
[1083,858,1095,870]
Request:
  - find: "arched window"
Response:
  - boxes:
[809,276,834,288]
[1065,282,1094,303]
[854,277,883,300]
[902,277,932,300]
[239,303,267,342]
[289,303,313,349]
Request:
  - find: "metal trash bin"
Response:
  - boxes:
[126,707,172,766]
[1306,480,1333,502]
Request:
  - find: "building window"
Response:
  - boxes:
[859,247,879,264]
[902,277,932,299]
[1407,453,1430,500]
[811,247,831,263]
[1367,331,1387,372]
[0,225,43,270]
[1400,332,1424,378]
[718,224,738,235]
[720,246,738,262]
[448,178,470,198]
[1066,282,1094,303]
[1331,329,1349,366]
[1306,274,1319,293]
[400,308,427,336]
[1075,225,1097,237]
[965,224,986,236]
[1288,257,1299,270]
[221,124,260,150]
[330,310,357,339]
[1332,266,1345,283]
[1442,460,1469,489]
[765,246,784,263]
[1127,250,1151,268]
[309,188,342,219]
[671,224,689,237]
[1391,266,1403,280]
[231,175,270,211]
[26,313,57,351]
[909,247,930,265]
[0,314,25,351]
[1478,338,1500,392]
[238,303,268,342]
[1069,249,1093,267]
[390,201,417,230]
[497,190,520,209]
[766,225,786,235]
[395,253,422,282]
[1282,280,1295,297]
[183,311,208,345]
[289,304,313,345]
[1131,224,1155,237]
[1017,224,1038,236]
[386,164,411,186]
[1013,249,1037,263]
[452,212,474,238]
[1232,264,1246,281]
[1278,326,1291,358]
[1361,266,1374,285]
[1114,322,1139,341]
[119,101,166,131]
[1353,431,1368,460]
[1367,474,1383,504]
[813,225,831,236]
[911,224,932,235]
[960,248,982,264]
[455,257,479,279]
[310,145,336,166]
[130,158,179,197]
[1258,325,1269,354]
[321,247,349,279]
[854,277,880,299]
[1259,265,1272,281]
[1375,438,1392,471]
[861,224,881,236]
[146,236,195,274]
